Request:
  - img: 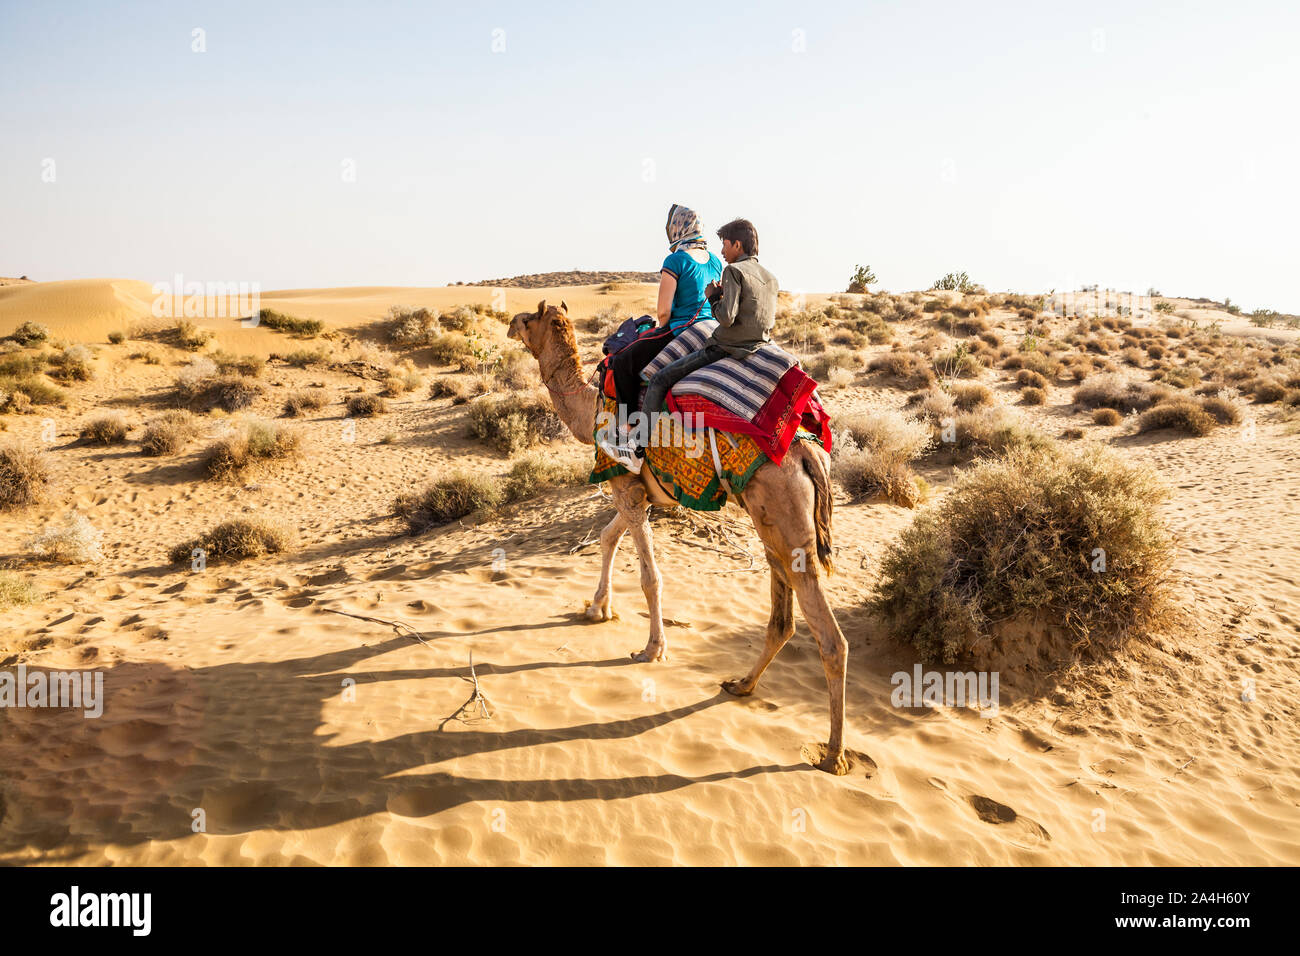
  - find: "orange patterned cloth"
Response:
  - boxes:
[588,396,768,511]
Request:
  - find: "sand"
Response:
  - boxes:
[1,280,1297,866]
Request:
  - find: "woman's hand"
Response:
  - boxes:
[704,280,722,300]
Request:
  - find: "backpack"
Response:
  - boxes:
[601,315,656,355]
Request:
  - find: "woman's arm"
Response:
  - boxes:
[656,270,677,326]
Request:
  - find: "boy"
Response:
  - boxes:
[639,218,778,444]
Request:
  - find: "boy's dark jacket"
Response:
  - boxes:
[707,254,779,357]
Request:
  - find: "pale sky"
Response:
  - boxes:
[2,0,1297,311]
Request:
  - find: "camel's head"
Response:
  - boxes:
[507,299,569,356]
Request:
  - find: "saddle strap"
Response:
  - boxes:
[708,428,734,497]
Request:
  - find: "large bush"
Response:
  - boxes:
[870,444,1175,664]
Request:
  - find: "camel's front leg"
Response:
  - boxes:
[606,481,666,662]
[585,511,627,622]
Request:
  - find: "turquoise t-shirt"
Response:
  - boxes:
[661,249,723,331]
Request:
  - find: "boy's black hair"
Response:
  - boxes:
[716,218,758,256]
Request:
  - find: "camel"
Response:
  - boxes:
[507,301,850,775]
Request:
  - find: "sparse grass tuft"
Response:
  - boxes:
[205,419,300,480]
[282,389,329,417]
[81,413,129,445]
[1092,407,1123,426]
[393,473,504,533]
[0,443,50,510]
[345,393,389,417]
[140,409,200,456]
[467,391,566,455]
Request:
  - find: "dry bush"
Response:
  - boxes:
[1154,366,1201,389]
[346,393,389,417]
[81,413,129,445]
[1200,393,1243,425]
[393,473,504,533]
[504,453,588,501]
[916,388,957,423]
[47,344,95,382]
[25,510,104,564]
[932,347,983,379]
[282,389,329,417]
[1020,386,1047,405]
[5,321,50,347]
[205,419,300,480]
[950,382,993,410]
[1121,347,1145,367]
[1092,408,1123,426]
[428,377,468,402]
[494,349,540,389]
[941,406,1054,459]
[1015,368,1049,390]
[1072,373,1167,413]
[1062,427,1085,440]
[0,443,50,510]
[281,347,331,368]
[826,366,855,388]
[869,350,936,390]
[1003,350,1064,380]
[381,365,423,396]
[1252,380,1286,404]
[256,309,323,337]
[387,306,440,346]
[0,375,64,409]
[467,391,566,454]
[0,570,42,607]
[210,351,265,377]
[168,518,292,564]
[129,348,162,365]
[870,443,1174,664]
[174,320,214,351]
[425,332,476,367]
[806,347,864,380]
[1136,399,1217,436]
[832,411,932,507]
[140,409,200,456]
[212,375,264,411]
[108,330,126,345]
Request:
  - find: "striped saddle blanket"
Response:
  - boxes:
[640,320,797,419]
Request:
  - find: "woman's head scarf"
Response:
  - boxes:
[665,204,708,253]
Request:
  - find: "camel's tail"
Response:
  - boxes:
[800,442,835,575]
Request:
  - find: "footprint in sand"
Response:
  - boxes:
[927,777,1051,849]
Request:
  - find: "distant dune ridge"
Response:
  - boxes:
[462,270,659,288]
[0,275,1298,865]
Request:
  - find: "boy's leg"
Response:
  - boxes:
[642,345,726,423]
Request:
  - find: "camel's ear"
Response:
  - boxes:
[559,300,568,313]
[536,299,547,317]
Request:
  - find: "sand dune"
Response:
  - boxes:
[1,279,1297,866]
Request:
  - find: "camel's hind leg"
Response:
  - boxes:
[585,511,627,622]
[722,559,794,696]
[789,568,849,775]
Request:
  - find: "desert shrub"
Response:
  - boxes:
[467,391,565,455]
[129,348,162,365]
[493,349,540,389]
[428,377,468,402]
[5,321,50,346]
[0,443,50,510]
[1004,349,1064,381]
[1062,427,1085,440]
[1136,400,1216,436]
[393,473,504,533]
[387,306,439,346]
[940,407,1054,459]
[1154,366,1201,389]
[1092,408,1122,426]
[210,351,265,377]
[585,304,624,335]
[282,389,328,417]
[440,305,480,332]
[932,346,983,379]
[256,309,323,337]
[916,388,957,423]
[833,411,932,507]
[0,570,41,607]
[931,271,976,293]
[806,347,864,380]
[168,518,292,564]
[212,375,264,411]
[504,453,588,501]
[140,410,200,456]
[1020,386,1047,405]
[950,382,993,411]
[1146,344,1166,359]
[868,350,935,390]
[0,354,48,377]
[381,365,423,396]
[46,344,95,382]
[1015,369,1049,390]
[1252,380,1286,404]
[1200,394,1242,425]
[205,419,300,480]
[80,413,129,445]
[0,375,64,408]
[108,330,126,345]
[870,443,1174,664]
[281,347,331,368]
[425,332,476,367]
[1072,373,1167,413]
[174,320,214,351]
[346,393,389,417]
[25,511,104,564]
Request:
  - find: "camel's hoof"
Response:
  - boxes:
[584,604,613,623]
[630,647,666,663]
[721,679,753,697]
[818,751,851,776]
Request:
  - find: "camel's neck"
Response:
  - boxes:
[538,336,599,445]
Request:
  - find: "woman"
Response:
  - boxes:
[604,204,722,470]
